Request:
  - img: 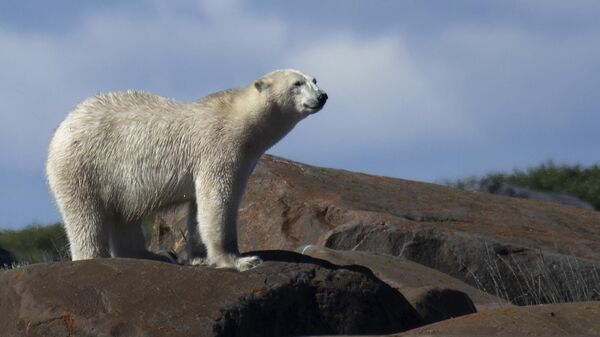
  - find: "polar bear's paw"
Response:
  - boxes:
[190,257,209,266]
[234,255,263,271]
[200,254,263,271]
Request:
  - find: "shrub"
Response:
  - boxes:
[0,223,70,263]
[451,161,600,210]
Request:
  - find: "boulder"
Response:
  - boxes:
[297,245,510,324]
[399,301,600,337]
[0,251,422,337]
[151,155,600,304]
[148,201,205,262]
[237,156,600,259]
[322,223,600,305]
[0,246,16,268]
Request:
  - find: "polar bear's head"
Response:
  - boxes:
[253,69,328,117]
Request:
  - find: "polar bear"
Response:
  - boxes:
[46,69,328,271]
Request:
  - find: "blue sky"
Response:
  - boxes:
[1,1,599,229]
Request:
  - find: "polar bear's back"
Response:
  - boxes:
[49,91,192,166]
[47,91,205,219]
[74,90,183,123]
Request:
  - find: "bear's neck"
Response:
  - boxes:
[231,88,300,155]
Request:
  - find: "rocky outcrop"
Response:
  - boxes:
[297,245,510,323]
[236,156,600,259]
[0,252,422,337]
[0,247,16,268]
[149,201,205,263]
[152,155,600,305]
[322,223,600,305]
[398,301,600,337]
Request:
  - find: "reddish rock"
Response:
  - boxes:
[298,245,510,324]
[152,155,600,304]
[239,156,600,304]
[238,156,600,259]
[0,253,422,337]
[321,222,600,305]
[398,301,600,337]
[149,201,205,262]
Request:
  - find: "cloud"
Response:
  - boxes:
[272,11,600,179]
[436,23,600,134]
[0,0,289,172]
[0,0,291,227]
[1,0,600,228]
[274,33,474,162]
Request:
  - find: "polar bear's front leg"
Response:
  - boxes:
[194,170,262,271]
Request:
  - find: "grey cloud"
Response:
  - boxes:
[1,0,599,228]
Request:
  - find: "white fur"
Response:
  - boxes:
[46,70,327,271]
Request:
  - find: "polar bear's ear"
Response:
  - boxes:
[253,78,271,92]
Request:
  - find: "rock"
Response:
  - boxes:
[398,301,600,337]
[322,223,600,305]
[148,201,205,262]
[0,251,422,337]
[297,245,510,324]
[152,155,600,304]
[0,247,16,268]
[238,156,600,257]
[410,287,475,325]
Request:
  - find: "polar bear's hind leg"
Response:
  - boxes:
[62,201,111,260]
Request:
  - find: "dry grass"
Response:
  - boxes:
[464,244,600,305]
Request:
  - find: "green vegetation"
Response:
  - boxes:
[0,223,70,263]
[453,161,600,210]
[0,215,156,266]
[142,214,155,241]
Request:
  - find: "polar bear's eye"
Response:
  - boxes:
[293,81,304,87]
[312,78,317,84]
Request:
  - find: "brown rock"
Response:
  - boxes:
[152,155,600,304]
[241,156,600,305]
[298,245,511,324]
[322,223,600,305]
[397,301,600,337]
[410,287,475,325]
[0,252,422,337]
[238,156,600,259]
[149,201,205,262]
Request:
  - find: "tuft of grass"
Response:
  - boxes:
[450,161,600,210]
[0,223,71,263]
[462,244,600,306]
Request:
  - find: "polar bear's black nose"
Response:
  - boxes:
[318,92,328,104]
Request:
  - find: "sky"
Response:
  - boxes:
[1,1,599,229]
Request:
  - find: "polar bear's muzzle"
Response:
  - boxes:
[304,92,328,113]
[317,92,328,105]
